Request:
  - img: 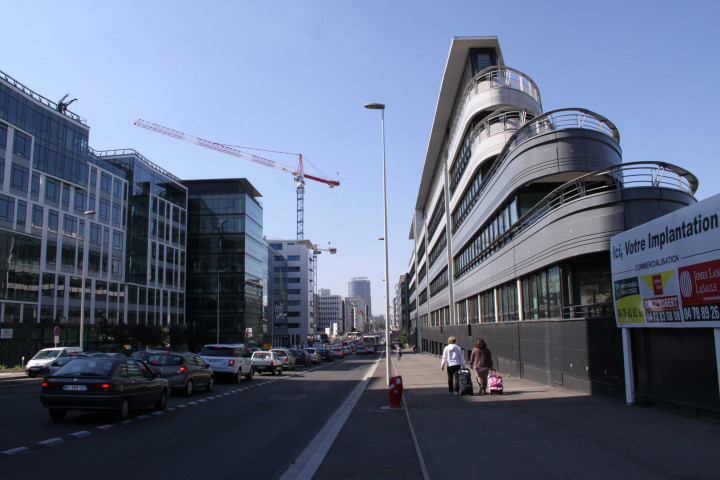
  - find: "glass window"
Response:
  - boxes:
[0,194,14,222]
[100,173,111,192]
[74,190,86,212]
[10,164,29,192]
[0,124,7,149]
[63,214,77,237]
[90,223,101,244]
[48,210,59,233]
[13,131,30,158]
[62,184,71,207]
[113,178,122,197]
[103,227,109,246]
[45,178,60,203]
[32,205,43,229]
[99,198,109,219]
[113,230,123,250]
[46,240,57,266]
[89,194,95,212]
[31,172,40,196]
[90,167,97,187]
[16,200,26,226]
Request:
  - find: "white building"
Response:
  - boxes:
[318,289,343,337]
[266,239,315,346]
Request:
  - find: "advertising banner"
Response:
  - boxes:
[610,193,720,328]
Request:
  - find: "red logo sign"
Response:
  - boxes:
[652,275,664,295]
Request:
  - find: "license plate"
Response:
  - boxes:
[63,384,88,391]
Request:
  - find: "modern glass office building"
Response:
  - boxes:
[409,37,699,396]
[0,70,189,362]
[184,179,267,349]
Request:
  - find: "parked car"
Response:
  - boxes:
[146,352,214,395]
[130,350,167,362]
[304,348,321,365]
[317,348,334,362]
[330,346,344,359]
[40,357,169,421]
[290,349,310,367]
[271,348,295,370]
[25,347,83,377]
[355,346,368,355]
[199,344,254,383]
[251,351,283,375]
[46,353,89,376]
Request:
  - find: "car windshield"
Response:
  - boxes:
[200,347,235,357]
[33,350,62,361]
[254,353,270,359]
[54,358,116,377]
[130,352,154,360]
[148,355,183,366]
[54,356,81,366]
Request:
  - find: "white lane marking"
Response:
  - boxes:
[279,357,380,480]
[70,430,92,438]
[2,446,30,456]
[96,424,114,431]
[38,438,64,447]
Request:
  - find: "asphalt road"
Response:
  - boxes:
[0,354,377,479]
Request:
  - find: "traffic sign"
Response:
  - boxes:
[53,326,60,336]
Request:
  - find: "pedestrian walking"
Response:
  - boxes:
[440,336,466,395]
[396,344,402,360]
[469,338,493,395]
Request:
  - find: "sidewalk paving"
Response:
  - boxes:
[314,351,720,480]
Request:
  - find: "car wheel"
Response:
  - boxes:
[206,376,214,392]
[155,390,168,411]
[27,371,37,378]
[271,367,277,376]
[49,409,66,421]
[235,369,243,384]
[116,399,130,421]
[184,380,194,396]
[245,368,254,381]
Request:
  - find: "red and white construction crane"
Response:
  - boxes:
[134,119,340,239]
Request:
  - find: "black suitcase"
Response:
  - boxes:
[456,368,473,395]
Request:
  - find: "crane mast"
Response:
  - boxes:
[134,119,339,239]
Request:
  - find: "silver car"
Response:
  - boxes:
[304,348,322,365]
[146,352,214,396]
[271,348,295,370]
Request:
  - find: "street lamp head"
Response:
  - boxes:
[364,102,385,110]
[378,237,384,240]
[84,210,96,216]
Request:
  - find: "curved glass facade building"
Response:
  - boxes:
[410,37,698,394]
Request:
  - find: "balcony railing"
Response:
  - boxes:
[454,161,698,280]
[0,69,87,126]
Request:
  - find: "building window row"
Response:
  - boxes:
[426,190,446,239]
[453,198,518,279]
[428,230,446,268]
[418,262,426,282]
[418,288,427,305]
[429,267,448,297]
[417,236,425,261]
[451,157,496,233]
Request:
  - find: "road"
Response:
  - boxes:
[0,353,378,479]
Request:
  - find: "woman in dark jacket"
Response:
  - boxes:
[469,338,493,395]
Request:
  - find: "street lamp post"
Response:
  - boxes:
[79,210,96,351]
[365,102,392,386]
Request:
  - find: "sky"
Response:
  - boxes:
[4,1,720,316]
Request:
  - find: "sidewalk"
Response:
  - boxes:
[314,351,720,480]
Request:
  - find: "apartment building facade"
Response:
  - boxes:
[409,37,699,397]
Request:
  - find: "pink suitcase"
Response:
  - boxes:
[487,369,503,394]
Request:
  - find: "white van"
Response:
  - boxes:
[25,347,83,377]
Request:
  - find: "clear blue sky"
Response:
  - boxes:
[4,1,719,315]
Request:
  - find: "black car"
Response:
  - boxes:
[40,357,169,421]
[290,349,310,367]
[317,348,334,362]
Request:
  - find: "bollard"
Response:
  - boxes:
[389,375,403,408]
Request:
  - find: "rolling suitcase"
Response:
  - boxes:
[487,369,503,394]
[456,368,473,396]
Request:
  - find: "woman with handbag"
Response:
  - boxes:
[470,338,493,395]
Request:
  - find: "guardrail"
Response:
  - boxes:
[0,69,87,126]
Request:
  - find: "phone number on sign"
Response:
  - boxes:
[682,304,720,321]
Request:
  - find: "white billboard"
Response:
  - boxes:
[610,193,720,328]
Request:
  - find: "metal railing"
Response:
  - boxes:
[454,161,698,280]
[90,147,184,185]
[446,66,541,157]
[0,69,87,126]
